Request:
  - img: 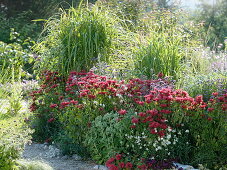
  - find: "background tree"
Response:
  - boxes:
[0,0,96,43]
[196,0,227,49]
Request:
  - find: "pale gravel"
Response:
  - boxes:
[22,143,97,170]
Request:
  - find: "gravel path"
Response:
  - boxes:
[22,143,97,170]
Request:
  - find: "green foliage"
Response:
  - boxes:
[84,111,131,164]
[0,117,33,170]
[0,11,42,43]
[54,131,89,157]
[0,34,34,82]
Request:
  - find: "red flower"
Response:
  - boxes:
[116,154,122,160]
[47,118,55,123]
[160,104,168,108]
[51,84,58,88]
[131,117,139,124]
[158,130,165,137]
[149,121,160,128]
[212,92,218,96]
[147,109,158,116]
[130,125,136,128]
[118,162,125,168]
[125,162,133,168]
[222,104,227,110]
[50,104,58,108]
[157,72,164,78]
[136,101,145,106]
[160,110,172,114]
[195,95,203,103]
[207,117,212,121]
[70,100,78,105]
[138,112,146,117]
[88,94,96,99]
[118,109,127,115]
[106,157,115,167]
[65,87,72,92]
[207,108,214,112]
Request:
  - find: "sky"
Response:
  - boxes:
[180,0,215,9]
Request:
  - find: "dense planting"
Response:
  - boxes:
[0,1,226,169]
[30,71,227,169]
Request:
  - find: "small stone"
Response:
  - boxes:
[72,154,82,161]
[94,165,99,169]
[94,165,108,170]
[43,142,49,145]
[62,155,69,160]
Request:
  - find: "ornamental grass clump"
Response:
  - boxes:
[33,3,123,76]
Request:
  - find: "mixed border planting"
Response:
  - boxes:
[0,0,226,169]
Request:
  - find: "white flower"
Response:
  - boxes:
[185,130,189,133]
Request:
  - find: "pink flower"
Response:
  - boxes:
[118,109,127,115]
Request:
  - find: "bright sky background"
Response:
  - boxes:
[180,0,215,9]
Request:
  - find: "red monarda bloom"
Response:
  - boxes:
[47,118,55,123]
[208,108,214,112]
[50,104,58,108]
[118,109,127,115]
[116,154,122,160]
[131,117,139,124]
[125,162,133,168]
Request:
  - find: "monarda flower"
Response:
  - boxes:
[207,108,214,112]
[50,104,58,108]
[47,118,55,123]
[116,154,122,160]
[125,162,133,168]
[131,117,139,124]
[118,109,127,115]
